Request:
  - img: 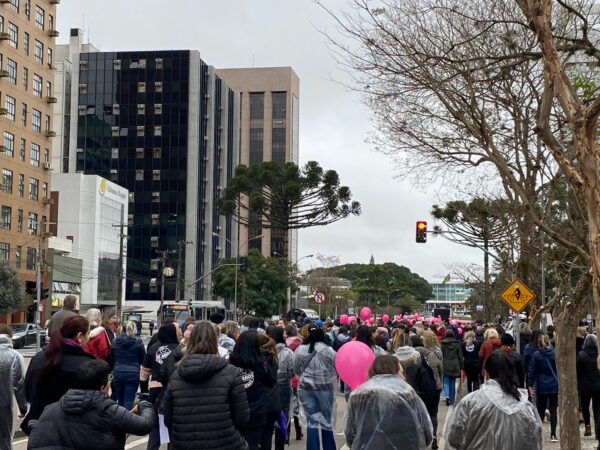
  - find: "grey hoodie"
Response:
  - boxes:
[0,334,27,412]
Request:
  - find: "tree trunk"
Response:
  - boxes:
[553,273,591,450]
[484,236,491,322]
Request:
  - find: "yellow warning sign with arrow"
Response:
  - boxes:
[499,278,536,313]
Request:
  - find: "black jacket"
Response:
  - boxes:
[461,340,481,369]
[162,354,250,450]
[577,347,600,392]
[27,389,155,450]
[108,335,146,374]
[23,343,96,434]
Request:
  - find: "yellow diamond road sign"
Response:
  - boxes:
[499,278,536,313]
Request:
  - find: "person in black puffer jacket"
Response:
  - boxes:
[28,359,155,450]
[461,331,482,393]
[230,330,277,450]
[577,334,600,441]
[161,321,249,450]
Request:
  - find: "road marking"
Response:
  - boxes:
[125,437,149,449]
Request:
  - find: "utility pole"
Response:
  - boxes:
[35,219,45,352]
[159,250,168,323]
[175,240,192,303]
[112,223,127,324]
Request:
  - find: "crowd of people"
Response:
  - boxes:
[1,297,599,450]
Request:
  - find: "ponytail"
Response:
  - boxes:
[486,350,521,401]
[43,316,90,375]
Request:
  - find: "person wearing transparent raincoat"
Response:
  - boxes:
[446,350,543,450]
[344,355,433,450]
[293,324,337,450]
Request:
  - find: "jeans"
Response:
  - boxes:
[113,371,140,410]
[298,388,336,450]
[147,387,164,450]
[242,426,262,450]
[581,390,600,439]
[464,365,480,393]
[0,405,12,450]
[537,393,558,436]
[443,376,457,405]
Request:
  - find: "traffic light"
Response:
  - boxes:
[239,256,248,272]
[416,221,427,243]
[30,288,50,299]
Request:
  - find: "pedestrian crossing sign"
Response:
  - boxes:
[499,278,536,313]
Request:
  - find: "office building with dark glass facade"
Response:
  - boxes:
[54,30,239,304]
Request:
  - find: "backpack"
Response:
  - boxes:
[416,352,438,394]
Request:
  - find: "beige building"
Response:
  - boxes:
[0,0,58,323]
[216,67,299,263]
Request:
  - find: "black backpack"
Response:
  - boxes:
[415,352,438,395]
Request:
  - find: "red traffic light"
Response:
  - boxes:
[416,221,427,243]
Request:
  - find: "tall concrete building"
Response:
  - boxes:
[216,67,299,263]
[52,30,240,308]
[0,0,58,323]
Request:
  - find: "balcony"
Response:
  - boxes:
[46,96,57,104]
[44,130,56,138]
[0,32,9,41]
[42,197,54,205]
[48,29,59,38]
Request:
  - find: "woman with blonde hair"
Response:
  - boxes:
[478,328,501,375]
[461,331,482,392]
[390,329,412,352]
[84,308,112,360]
[108,321,145,409]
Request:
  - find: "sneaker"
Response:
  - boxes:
[551,435,558,442]
[446,398,450,407]
[431,437,439,449]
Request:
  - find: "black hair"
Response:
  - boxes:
[77,359,111,390]
[411,334,424,347]
[304,324,327,353]
[530,329,545,349]
[248,318,261,330]
[267,325,286,344]
[339,325,350,334]
[356,325,374,347]
[230,330,262,369]
[486,350,521,401]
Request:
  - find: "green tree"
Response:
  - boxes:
[212,250,295,317]
[217,161,361,256]
[0,263,25,314]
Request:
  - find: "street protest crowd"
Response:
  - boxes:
[0,299,595,450]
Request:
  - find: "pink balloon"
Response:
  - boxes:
[360,307,372,321]
[382,314,390,324]
[349,316,357,324]
[335,341,375,390]
[340,314,349,325]
[407,319,414,326]
[458,328,464,336]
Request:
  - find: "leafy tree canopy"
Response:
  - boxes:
[211,250,295,317]
[0,263,25,314]
[217,161,361,230]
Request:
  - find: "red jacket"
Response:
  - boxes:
[84,326,112,361]
[479,337,501,374]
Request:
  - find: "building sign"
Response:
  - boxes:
[98,177,127,201]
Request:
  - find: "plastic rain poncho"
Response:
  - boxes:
[344,374,433,450]
[445,379,542,450]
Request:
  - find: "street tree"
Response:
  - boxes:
[0,263,25,315]
[322,1,594,446]
[212,250,295,318]
[217,161,361,256]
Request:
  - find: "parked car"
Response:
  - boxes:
[9,323,47,349]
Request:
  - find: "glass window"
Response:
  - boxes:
[113,59,121,70]
[153,148,161,158]
[136,148,144,158]
[0,243,8,261]
[33,73,42,97]
[27,212,37,235]
[32,109,41,132]
[23,32,29,55]
[150,236,159,248]
[43,148,48,163]
[3,131,14,157]
[127,214,133,226]
[155,81,162,92]
[1,206,11,230]
[154,104,162,115]
[132,281,140,293]
[156,58,163,69]
[34,5,44,30]
[21,103,27,127]
[137,82,146,93]
[17,173,23,197]
[111,126,119,137]
[151,214,159,225]
[26,247,35,270]
[42,182,47,198]
[5,95,15,121]
[34,40,43,64]
[137,126,144,137]
[7,58,16,84]
[24,0,29,18]
[28,177,38,200]
[152,192,160,203]
[128,192,134,203]
[111,148,118,159]
[137,103,145,115]
[1,169,12,193]
[30,142,39,166]
[44,115,50,131]
[119,127,128,137]
[0,15,3,32]
[46,80,51,97]
[8,0,18,13]
[47,47,52,67]
[79,83,87,94]
[135,170,143,181]
[112,104,120,115]
[22,66,28,90]
[15,245,21,268]
[48,14,53,31]
[250,92,264,121]
[153,126,161,136]
[8,22,17,48]
[19,138,25,161]
[152,170,160,181]
[16,209,22,232]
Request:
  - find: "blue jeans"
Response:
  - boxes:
[298,388,336,450]
[443,376,457,405]
[113,371,139,410]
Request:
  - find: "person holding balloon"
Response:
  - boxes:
[293,324,337,450]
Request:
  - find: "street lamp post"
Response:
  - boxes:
[213,233,263,322]
[294,254,315,310]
